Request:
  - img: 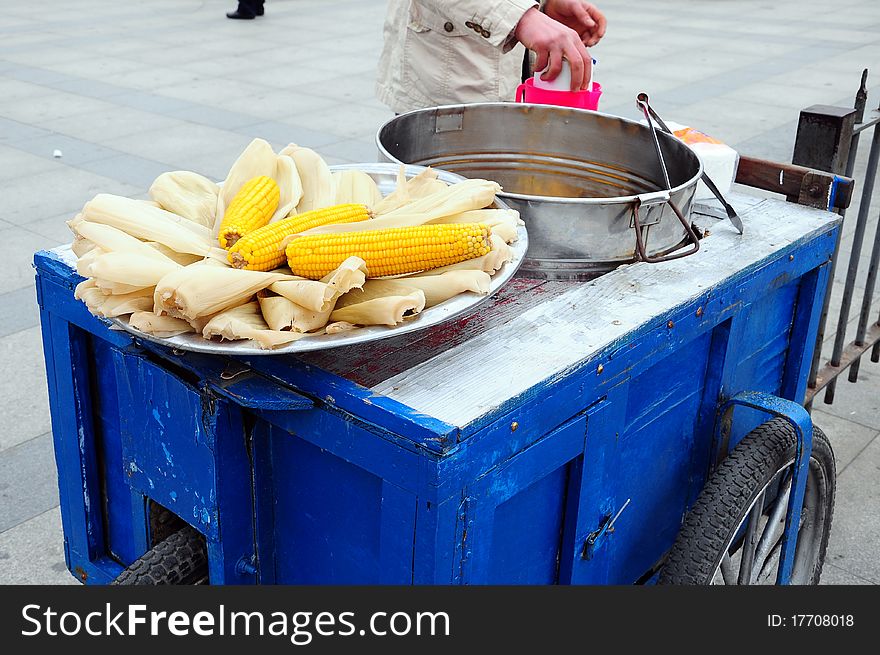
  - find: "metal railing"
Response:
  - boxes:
[799,70,880,406]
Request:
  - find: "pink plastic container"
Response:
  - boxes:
[515,78,602,110]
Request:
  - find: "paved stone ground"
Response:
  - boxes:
[0,0,878,585]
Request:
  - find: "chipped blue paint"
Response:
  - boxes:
[160,442,174,466]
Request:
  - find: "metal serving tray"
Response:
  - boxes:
[104,163,528,355]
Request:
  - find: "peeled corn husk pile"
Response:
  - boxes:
[66,139,523,349]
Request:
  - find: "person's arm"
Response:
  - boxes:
[514,7,592,90]
[421,0,538,50]
[422,0,593,90]
[542,0,606,46]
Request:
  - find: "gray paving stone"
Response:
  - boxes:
[286,104,393,142]
[0,165,140,226]
[109,89,192,115]
[233,120,343,151]
[0,433,59,532]
[0,326,52,452]
[22,213,76,244]
[824,438,880,583]
[101,122,255,171]
[0,144,61,181]
[820,562,874,585]
[97,66,202,93]
[811,409,880,473]
[46,76,130,100]
[0,77,56,102]
[167,105,261,132]
[0,508,77,585]
[0,285,40,339]
[320,138,383,165]
[1,220,58,295]
[1,90,121,126]
[0,116,51,146]
[36,106,181,144]
[4,65,69,87]
[78,153,175,192]
[12,133,120,166]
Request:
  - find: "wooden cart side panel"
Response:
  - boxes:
[112,349,258,584]
[780,263,832,402]
[257,422,418,584]
[572,331,716,584]
[454,413,587,585]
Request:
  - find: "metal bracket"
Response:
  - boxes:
[235,554,257,576]
[582,498,631,560]
[717,391,813,585]
[797,170,835,210]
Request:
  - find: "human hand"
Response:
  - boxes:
[514,7,592,91]
[543,0,607,46]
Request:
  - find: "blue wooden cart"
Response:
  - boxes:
[34,192,840,585]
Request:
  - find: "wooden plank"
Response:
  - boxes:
[735,155,854,210]
[373,196,839,428]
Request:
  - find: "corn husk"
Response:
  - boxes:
[71,235,95,258]
[93,288,155,318]
[256,294,329,333]
[325,321,357,334]
[149,171,219,228]
[216,138,278,232]
[428,208,521,243]
[258,256,367,332]
[88,252,181,288]
[72,221,179,264]
[416,234,513,276]
[202,302,311,349]
[269,278,337,313]
[82,194,215,256]
[298,179,501,237]
[74,278,97,300]
[333,170,383,209]
[77,286,108,314]
[154,264,292,320]
[282,144,335,213]
[145,243,208,266]
[323,256,368,295]
[373,167,439,215]
[76,246,105,276]
[128,312,194,338]
[330,284,426,326]
[270,154,303,222]
[395,270,491,306]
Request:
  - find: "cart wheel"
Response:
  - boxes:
[112,525,209,585]
[660,418,835,585]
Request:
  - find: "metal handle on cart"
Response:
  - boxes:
[631,191,701,263]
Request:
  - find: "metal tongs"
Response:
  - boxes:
[636,93,744,235]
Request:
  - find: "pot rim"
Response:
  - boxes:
[376,102,704,206]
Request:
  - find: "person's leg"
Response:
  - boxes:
[227,1,258,19]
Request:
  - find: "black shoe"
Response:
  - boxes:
[226,10,256,19]
[255,6,264,15]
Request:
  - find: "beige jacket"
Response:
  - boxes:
[376,0,538,114]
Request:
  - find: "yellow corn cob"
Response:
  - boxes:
[229,203,370,271]
[218,176,280,249]
[286,223,491,280]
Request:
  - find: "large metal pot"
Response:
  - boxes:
[377,103,704,279]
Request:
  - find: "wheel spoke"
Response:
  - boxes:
[719,552,736,585]
[737,490,764,585]
[752,475,793,582]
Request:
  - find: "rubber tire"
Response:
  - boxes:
[660,417,836,585]
[112,525,208,585]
